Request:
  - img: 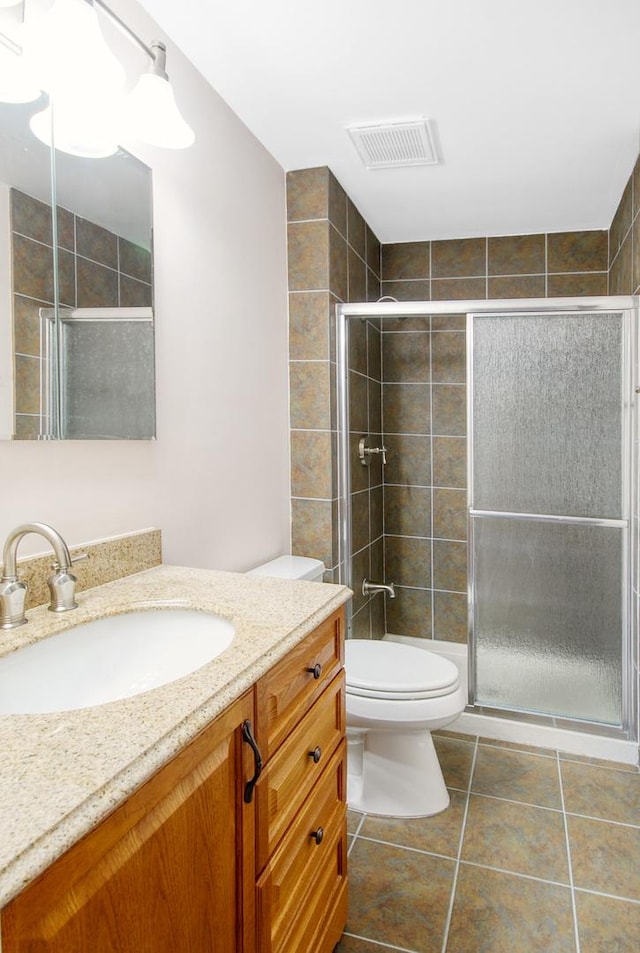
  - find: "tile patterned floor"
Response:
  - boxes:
[336,732,640,953]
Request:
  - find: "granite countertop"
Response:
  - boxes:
[0,565,351,907]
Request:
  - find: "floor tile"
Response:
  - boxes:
[471,745,562,808]
[561,759,640,826]
[347,809,364,834]
[347,837,455,953]
[335,935,399,952]
[433,737,475,791]
[575,890,640,953]
[360,789,466,858]
[461,794,569,882]
[446,865,576,952]
[568,815,640,901]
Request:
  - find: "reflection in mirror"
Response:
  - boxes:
[0,97,155,440]
[0,96,52,439]
[41,306,155,439]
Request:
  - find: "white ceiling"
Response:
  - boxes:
[137,0,640,243]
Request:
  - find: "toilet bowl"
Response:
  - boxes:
[345,639,466,817]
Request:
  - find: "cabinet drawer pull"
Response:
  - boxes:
[306,662,322,680]
[308,745,322,764]
[310,827,324,845]
[242,720,263,804]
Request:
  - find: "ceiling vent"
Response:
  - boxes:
[347,119,438,169]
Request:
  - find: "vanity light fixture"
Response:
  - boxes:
[0,0,195,156]
[124,40,195,150]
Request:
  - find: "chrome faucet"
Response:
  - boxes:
[362,578,396,599]
[0,523,80,629]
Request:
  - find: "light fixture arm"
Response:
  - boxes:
[0,0,25,56]
[0,30,20,55]
[92,1,170,81]
[92,0,154,60]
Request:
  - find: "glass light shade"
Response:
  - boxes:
[125,72,194,149]
[23,0,125,99]
[30,99,119,158]
[0,45,41,103]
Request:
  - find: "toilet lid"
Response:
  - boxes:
[345,640,460,700]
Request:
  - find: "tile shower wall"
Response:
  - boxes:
[382,313,468,643]
[381,231,609,302]
[11,188,152,439]
[287,167,381,583]
[348,317,386,639]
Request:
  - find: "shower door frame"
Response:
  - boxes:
[336,295,639,741]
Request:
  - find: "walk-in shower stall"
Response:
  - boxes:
[336,297,639,761]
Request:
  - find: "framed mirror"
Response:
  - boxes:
[0,97,155,440]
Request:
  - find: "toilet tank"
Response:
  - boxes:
[247,555,325,582]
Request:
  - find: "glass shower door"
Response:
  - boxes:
[469,311,629,728]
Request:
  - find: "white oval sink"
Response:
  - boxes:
[0,608,235,714]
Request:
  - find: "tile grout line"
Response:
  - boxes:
[440,735,478,953]
[340,931,419,953]
[573,884,640,908]
[428,314,436,637]
[557,752,581,953]
[346,810,366,857]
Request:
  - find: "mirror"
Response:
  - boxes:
[0,97,155,439]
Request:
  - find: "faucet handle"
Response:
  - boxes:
[47,568,78,613]
[0,577,27,629]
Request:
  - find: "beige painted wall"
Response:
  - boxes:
[0,0,291,569]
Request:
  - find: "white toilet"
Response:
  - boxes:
[345,639,466,817]
[246,556,466,818]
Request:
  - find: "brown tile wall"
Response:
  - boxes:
[10,188,153,439]
[381,231,609,300]
[287,167,382,584]
[380,314,468,642]
[609,154,640,295]
[348,318,386,639]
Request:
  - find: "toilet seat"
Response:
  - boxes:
[345,640,460,701]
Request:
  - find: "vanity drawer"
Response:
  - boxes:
[256,741,347,953]
[256,671,345,870]
[255,608,344,760]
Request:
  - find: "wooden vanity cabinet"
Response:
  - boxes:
[1,691,257,953]
[1,606,348,953]
[254,607,348,953]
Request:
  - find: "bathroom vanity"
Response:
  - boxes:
[0,566,350,953]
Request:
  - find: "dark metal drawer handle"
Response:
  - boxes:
[310,827,324,845]
[308,745,322,764]
[242,720,263,804]
[306,663,322,680]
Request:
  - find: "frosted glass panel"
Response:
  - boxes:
[472,313,623,518]
[60,320,155,439]
[473,517,623,725]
